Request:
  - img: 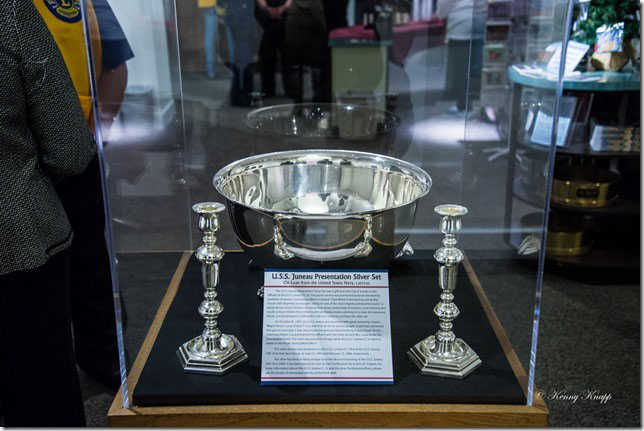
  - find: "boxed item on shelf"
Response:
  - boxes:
[488,0,513,19]
[484,44,508,65]
[589,122,641,152]
[482,67,507,87]
[486,21,511,41]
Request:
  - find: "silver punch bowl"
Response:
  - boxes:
[214,150,431,267]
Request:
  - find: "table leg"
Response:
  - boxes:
[503,83,522,246]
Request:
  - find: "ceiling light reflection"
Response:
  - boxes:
[410,116,501,147]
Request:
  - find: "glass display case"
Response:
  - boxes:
[73,0,639,426]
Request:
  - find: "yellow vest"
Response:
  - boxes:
[198,0,217,8]
[34,0,103,122]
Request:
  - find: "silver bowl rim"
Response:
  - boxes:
[245,102,401,138]
[213,149,432,217]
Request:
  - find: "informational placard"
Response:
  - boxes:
[545,40,590,77]
[261,269,393,385]
[530,95,578,147]
[530,110,571,147]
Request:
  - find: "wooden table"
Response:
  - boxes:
[108,252,548,427]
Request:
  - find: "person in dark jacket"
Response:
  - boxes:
[38,0,135,391]
[282,0,328,102]
[0,0,95,426]
[255,0,291,97]
[226,0,259,106]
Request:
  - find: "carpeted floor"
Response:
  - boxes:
[75,251,639,427]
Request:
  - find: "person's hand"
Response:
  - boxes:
[257,0,273,16]
[268,6,281,19]
[277,2,291,16]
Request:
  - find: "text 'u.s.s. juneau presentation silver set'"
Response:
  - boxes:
[176,150,481,380]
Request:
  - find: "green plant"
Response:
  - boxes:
[572,0,640,46]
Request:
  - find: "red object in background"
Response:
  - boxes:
[329,18,446,65]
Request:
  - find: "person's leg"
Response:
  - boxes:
[274,18,289,98]
[282,7,303,102]
[311,46,331,102]
[467,38,484,106]
[240,62,255,106]
[59,157,121,390]
[224,20,235,65]
[445,39,469,112]
[455,40,470,112]
[260,19,285,97]
[229,63,241,105]
[259,21,279,97]
[212,13,220,77]
[228,3,257,106]
[445,39,457,104]
[283,64,303,102]
[0,250,85,426]
[203,8,217,78]
[227,13,243,105]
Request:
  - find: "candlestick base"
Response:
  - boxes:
[177,334,248,375]
[407,335,481,379]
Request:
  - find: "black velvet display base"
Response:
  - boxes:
[133,251,526,406]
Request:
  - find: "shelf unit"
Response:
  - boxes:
[518,138,641,158]
[505,67,640,278]
[480,0,515,107]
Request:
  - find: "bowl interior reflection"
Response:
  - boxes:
[216,151,431,216]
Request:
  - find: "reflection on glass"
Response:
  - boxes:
[83,0,623,412]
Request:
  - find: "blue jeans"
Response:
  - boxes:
[202,8,235,78]
[202,7,218,78]
[223,19,234,65]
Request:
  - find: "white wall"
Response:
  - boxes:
[109,0,175,112]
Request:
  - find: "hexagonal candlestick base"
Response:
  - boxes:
[407,335,481,379]
[177,334,248,375]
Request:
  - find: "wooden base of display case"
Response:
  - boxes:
[108,252,548,427]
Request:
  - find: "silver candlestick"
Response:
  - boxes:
[407,204,481,378]
[177,202,248,374]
